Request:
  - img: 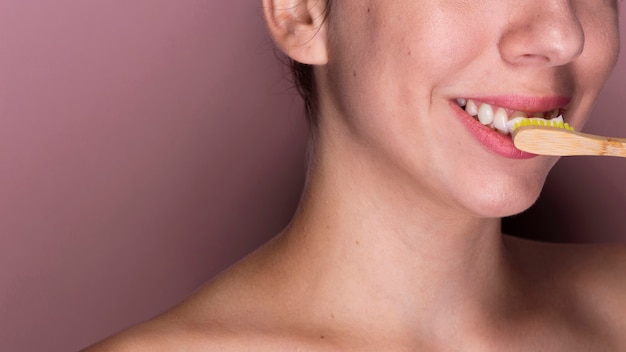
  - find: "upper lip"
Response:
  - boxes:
[456,95,571,113]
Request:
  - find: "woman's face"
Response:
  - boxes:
[317,0,620,217]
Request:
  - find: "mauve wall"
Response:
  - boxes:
[0,2,623,351]
[0,1,307,351]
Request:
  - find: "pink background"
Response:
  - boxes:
[0,1,623,351]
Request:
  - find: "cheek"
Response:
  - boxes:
[569,11,620,126]
[327,7,487,100]
[578,7,621,84]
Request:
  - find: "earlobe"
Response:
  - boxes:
[261,0,329,65]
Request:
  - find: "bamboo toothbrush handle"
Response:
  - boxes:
[512,126,626,157]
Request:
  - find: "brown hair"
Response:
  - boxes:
[288,0,332,129]
[290,60,318,128]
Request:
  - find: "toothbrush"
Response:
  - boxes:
[511,118,626,157]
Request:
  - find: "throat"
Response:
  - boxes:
[277,211,512,339]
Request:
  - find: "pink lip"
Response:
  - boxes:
[449,100,538,159]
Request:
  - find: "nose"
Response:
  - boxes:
[498,1,585,67]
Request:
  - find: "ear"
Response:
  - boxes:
[261,0,329,65]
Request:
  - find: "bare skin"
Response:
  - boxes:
[83,228,626,351]
[84,0,625,350]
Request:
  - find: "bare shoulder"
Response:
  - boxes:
[79,319,183,351]
[503,235,626,280]
[81,248,315,351]
[81,312,324,352]
[80,319,203,352]
[81,279,262,351]
[504,235,626,340]
[80,316,257,352]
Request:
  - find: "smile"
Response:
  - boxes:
[455,98,565,135]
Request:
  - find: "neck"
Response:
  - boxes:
[272,129,515,339]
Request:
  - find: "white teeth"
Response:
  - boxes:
[465,100,478,116]
[459,99,565,135]
[477,103,494,125]
[493,108,508,133]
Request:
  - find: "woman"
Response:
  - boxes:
[85,0,625,350]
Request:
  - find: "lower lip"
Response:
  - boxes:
[450,101,537,159]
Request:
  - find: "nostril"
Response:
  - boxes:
[518,54,551,65]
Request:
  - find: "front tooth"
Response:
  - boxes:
[465,100,478,116]
[477,103,494,125]
[493,107,508,133]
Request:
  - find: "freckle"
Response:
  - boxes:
[353,70,357,77]
[355,240,360,245]
[367,8,370,13]
[408,51,412,56]
[331,313,335,319]
[320,335,325,339]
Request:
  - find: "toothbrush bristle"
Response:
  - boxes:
[512,118,574,132]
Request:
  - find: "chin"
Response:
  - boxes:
[455,156,558,219]
[462,177,546,219]
[479,195,540,219]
